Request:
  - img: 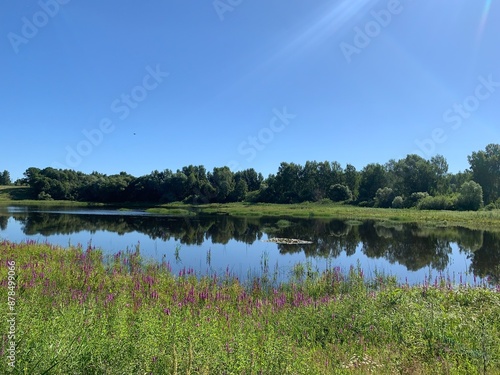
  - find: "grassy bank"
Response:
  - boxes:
[1,241,499,374]
[193,201,500,222]
[0,186,93,207]
[164,202,500,231]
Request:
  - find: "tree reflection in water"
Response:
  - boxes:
[1,209,498,284]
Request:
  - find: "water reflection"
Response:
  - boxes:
[0,208,498,284]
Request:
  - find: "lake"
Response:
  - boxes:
[1,206,499,285]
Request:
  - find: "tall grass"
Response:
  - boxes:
[165,202,500,231]
[1,240,499,374]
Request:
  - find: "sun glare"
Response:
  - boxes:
[476,0,492,42]
[278,0,379,58]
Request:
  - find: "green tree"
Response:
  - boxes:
[208,167,235,202]
[456,181,483,211]
[299,161,321,201]
[467,144,500,204]
[231,179,248,202]
[0,170,11,185]
[447,170,472,193]
[258,174,278,203]
[329,161,344,186]
[272,162,302,203]
[343,164,359,200]
[128,169,172,202]
[430,155,449,195]
[23,167,41,184]
[406,192,430,208]
[384,158,398,191]
[358,163,387,203]
[328,184,352,202]
[374,187,395,208]
[392,154,437,197]
[392,196,404,208]
[168,172,189,202]
[234,169,263,192]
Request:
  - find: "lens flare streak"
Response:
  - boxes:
[477,0,492,42]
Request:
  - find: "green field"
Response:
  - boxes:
[175,202,500,228]
[0,186,34,201]
[1,240,499,374]
[0,186,92,207]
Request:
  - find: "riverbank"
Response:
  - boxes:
[0,240,499,374]
[2,186,500,230]
[174,202,500,230]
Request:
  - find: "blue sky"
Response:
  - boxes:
[1,0,499,181]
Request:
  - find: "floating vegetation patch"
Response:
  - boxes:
[264,237,313,245]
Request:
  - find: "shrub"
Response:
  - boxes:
[357,200,373,207]
[405,192,430,208]
[317,198,334,205]
[374,187,395,208]
[456,181,483,211]
[417,195,455,210]
[37,191,53,200]
[392,196,404,209]
[484,203,497,211]
[244,190,261,203]
[328,184,352,202]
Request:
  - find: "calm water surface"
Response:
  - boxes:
[1,206,499,285]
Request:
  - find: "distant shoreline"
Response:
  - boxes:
[1,192,500,231]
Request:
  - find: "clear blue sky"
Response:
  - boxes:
[1,0,499,181]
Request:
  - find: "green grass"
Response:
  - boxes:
[0,186,34,201]
[163,202,500,230]
[0,187,94,207]
[145,207,196,216]
[1,240,499,374]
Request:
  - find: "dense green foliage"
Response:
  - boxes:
[1,240,499,374]
[468,144,500,204]
[7,143,500,210]
[0,170,11,186]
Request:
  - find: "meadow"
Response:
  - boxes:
[1,240,499,374]
[177,201,500,230]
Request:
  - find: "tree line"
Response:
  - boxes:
[0,170,11,185]
[5,143,500,211]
